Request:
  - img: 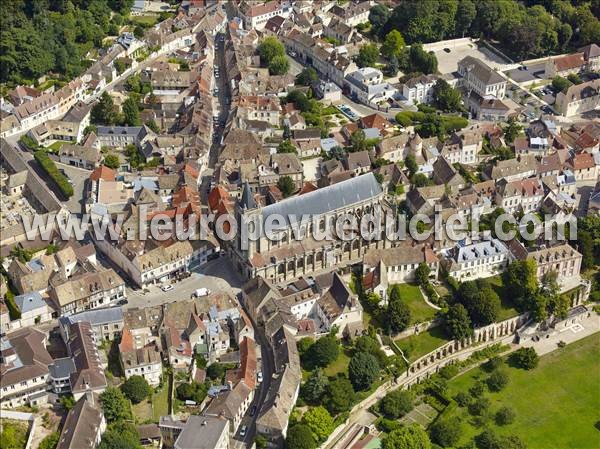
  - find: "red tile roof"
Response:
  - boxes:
[90,165,116,182]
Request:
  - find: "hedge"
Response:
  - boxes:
[34,150,74,197]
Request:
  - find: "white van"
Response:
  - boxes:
[192,288,211,298]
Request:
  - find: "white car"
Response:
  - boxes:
[161,284,174,292]
[257,371,263,383]
[239,425,247,438]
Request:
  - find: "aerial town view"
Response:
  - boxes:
[0,1,599,449]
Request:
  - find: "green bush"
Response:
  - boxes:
[34,150,73,197]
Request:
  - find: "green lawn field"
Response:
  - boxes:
[394,283,439,325]
[444,333,600,449]
[395,326,449,362]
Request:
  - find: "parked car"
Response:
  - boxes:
[250,405,257,416]
[161,284,174,292]
[257,371,263,383]
[117,299,128,305]
[239,426,247,438]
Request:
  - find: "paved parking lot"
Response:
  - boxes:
[124,256,244,309]
[433,42,510,74]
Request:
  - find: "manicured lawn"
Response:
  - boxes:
[393,283,438,324]
[132,385,169,423]
[47,140,66,152]
[129,14,159,26]
[485,276,520,321]
[323,347,352,377]
[395,326,449,362]
[151,384,170,421]
[443,333,600,449]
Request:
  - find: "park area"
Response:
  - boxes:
[395,326,448,362]
[395,283,438,325]
[443,333,600,449]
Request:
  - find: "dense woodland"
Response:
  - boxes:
[0,0,134,85]
[370,0,600,60]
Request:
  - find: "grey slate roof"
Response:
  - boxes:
[14,292,46,314]
[261,173,382,226]
[49,357,76,379]
[174,415,228,449]
[58,307,124,328]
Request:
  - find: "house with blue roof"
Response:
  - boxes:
[13,292,52,327]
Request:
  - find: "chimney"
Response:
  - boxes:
[85,386,94,406]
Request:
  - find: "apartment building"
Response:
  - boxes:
[443,239,511,282]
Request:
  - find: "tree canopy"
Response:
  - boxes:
[349,351,380,391]
[382,424,431,449]
[444,303,473,341]
[120,375,151,404]
[304,335,339,369]
[381,390,414,419]
[302,406,335,443]
[326,376,355,415]
[100,387,132,423]
[286,424,316,449]
[0,0,134,84]
[356,43,379,68]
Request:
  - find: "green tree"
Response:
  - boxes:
[578,230,595,269]
[408,44,437,74]
[302,406,335,443]
[100,387,132,423]
[510,347,539,370]
[258,36,285,65]
[104,154,120,169]
[468,396,491,417]
[369,4,390,36]
[255,435,268,449]
[552,76,572,93]
[301,368,329,404]
[145,119,160,133]
[387,286,411,334]
[350,129,367,152]
[349,352,380,391]
[207,363,226,380]
[414,263,430,286]
[502,117,523,144]
[277,176,296,198]
[122,96,141,126]
[354,335,387,368]
[98,422,141,449]
[502,259,538,310]
[278,140,297,154]
[120,375,151,404]
[296,67,318,86]
[432,79,463,112]
[326,376,355,414]
[495,406,516,425]
[404,154,418,176]
[486,369,509,392]
[455,0,477,37]
[91,92,119,125]
[0,423,27,449]
[444,303,473,341]
[286,424,316,449]
[39,432,60,449]
[381,390,414,419]
[386,54,399,77]
[429,416,462,447]
[269,55,290,75]
[381,30,405,60]
[382,424,431,449]
[306,335,339,368]
[356,43,379,68]
[567,73,582,85]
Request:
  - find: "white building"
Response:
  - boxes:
[443,239,510,282]
[402,74,439,105]
[457,56,506,100]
